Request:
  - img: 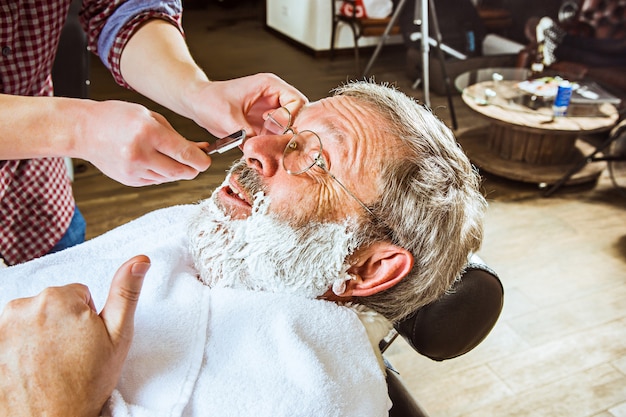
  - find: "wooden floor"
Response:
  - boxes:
[73,2,626,416]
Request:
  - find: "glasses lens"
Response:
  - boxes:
[283,131,323,175]
[261,107,291,135]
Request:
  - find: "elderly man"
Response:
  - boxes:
[0,81,487,416]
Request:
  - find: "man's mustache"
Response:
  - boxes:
[230,159,266,201]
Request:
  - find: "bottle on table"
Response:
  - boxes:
[553,80,573,116]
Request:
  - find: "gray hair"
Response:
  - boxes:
[334,81,488,324]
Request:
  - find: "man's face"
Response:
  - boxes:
[214,96,393,225]
[188,96,394,298]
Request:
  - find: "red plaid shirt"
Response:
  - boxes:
[0,0,182,265]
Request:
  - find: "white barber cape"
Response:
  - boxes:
[0,205,391,417]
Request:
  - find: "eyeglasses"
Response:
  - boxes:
[260,107,376,218]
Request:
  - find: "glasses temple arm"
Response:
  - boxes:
[319,164,376,218]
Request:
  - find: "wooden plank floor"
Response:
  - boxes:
[73,2,626,416]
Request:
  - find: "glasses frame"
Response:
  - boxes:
[264,107,376,219]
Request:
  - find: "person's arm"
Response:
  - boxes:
[119,19,308,138]
[83,0,307,137]
[0,94,210,186]
[0,255,150,417]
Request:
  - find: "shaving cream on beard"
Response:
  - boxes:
[187,185,362,299]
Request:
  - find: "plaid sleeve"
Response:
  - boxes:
[107,12,183,89]
[80,0,183,89]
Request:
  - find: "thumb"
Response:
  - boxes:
[100,255,151,347]
[280,96,308,120]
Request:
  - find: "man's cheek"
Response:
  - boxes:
[265,188,307,220]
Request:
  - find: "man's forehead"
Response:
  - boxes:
[297,95,355,119]
[295,96,361,136]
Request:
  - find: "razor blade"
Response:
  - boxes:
[205,129,247,154]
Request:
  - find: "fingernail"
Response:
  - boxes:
[131,261,151,277]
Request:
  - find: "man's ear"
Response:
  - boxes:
[344,242,414,297]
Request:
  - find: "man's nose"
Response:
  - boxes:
[241,133,289,177]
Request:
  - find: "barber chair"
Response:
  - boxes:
[383,255,503,417]
[330,0,402,75]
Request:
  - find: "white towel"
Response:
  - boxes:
[0,205,390,417]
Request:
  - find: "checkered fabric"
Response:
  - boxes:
[0,0,182,265]
[0,159,75,265]
[0,1,74,265]
[106,12,182,89]
[80,0,183,89]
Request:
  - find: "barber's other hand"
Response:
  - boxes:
[186,73,309,138]
[78,100,211,186]
[0,255,150,417]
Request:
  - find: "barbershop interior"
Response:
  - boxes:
[53,0,625,415]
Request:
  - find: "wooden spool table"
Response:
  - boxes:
[458,80,619,185]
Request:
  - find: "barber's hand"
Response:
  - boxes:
[0,255,150,417]
[78,100,211,186]
[186,73,309,138]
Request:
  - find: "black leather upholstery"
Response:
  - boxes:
[387,370,430,417]
[387,257,503,416]
[395,259,503,361]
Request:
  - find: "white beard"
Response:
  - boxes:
[187,177,361,299]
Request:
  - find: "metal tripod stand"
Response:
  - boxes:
[362,0,464,129]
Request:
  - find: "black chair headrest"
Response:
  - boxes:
[394,256,504,361]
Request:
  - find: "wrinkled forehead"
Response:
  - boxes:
[293,96,382,142]
[299,96,402,162]
[297,94,362,116]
